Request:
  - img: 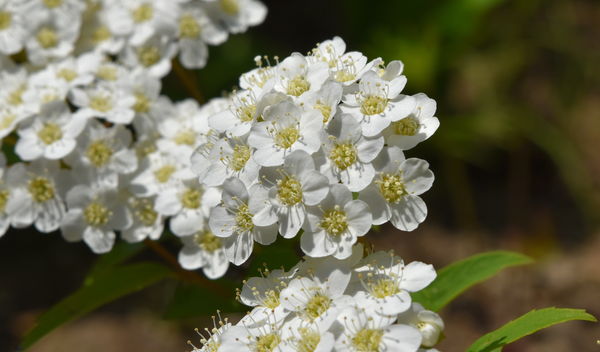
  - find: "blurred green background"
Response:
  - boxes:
[2,0,600,351]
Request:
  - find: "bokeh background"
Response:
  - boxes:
[2,0,600,351]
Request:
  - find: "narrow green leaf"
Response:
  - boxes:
[412,251,533,312]
[20,262,174,350]
[466,308,597,352]
[164,279,243,319]
[85,241,146,283]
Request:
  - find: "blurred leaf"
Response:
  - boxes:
[164,279,242,319]
[466,308,597,352]
[85,241,146,284]
[1,136,20,165]
[412,251,533,312]
[20,262,174,350]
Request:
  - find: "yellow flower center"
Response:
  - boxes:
[132,3,153,23]
[234,204,254,234]
[89,94,113,112]
[319,205,348,236]
[370,278,400,299]
[37,27,59,49]
[84,202,110,226]
[28,177,54,203]
[353,328,384,352]
[393,116,419,136]
[137,46,160,67]
[329,141,357,170]
[360,95,387,115]
[305,292,332,319]
[334,70,356,83]
[7,86,25,106]
[175,130,196,146]
[92,25,112,43]
[295,327,321,352]
[0,189,10,213]
[287,75,310,96]
[0,113,17,130]
[134,202,157,226]
[179,13,200,38]
[194,231,222,252]
[313,101,332,123]
[237,102,257,122]
[38,122,63,145]
[56,68,77,82]
[274,126,299,149]
[133,92,151,113]
[220,0,239,15]
[228,145,251,171]
[154,164,177,183]
[86,140,114,167]
[42,0,63,8]
[378,172,407,204]
[181,188,202,209]
[253,333,280,352]
[277,176,302,206]
[0,11,12,30]
[97,65,117,81]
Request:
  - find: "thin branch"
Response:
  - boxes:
[172,59,206,104]
[143,239,230,297]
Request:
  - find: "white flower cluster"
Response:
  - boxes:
[192,36,439,271]
[0,0,267,279]
[0,0,266,70]
[189,247,444,352]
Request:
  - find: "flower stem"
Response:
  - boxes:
[143,239,230,296]
[172,59,206,104]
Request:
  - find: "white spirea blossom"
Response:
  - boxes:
[178,225,229,279]
[397,303,445,348]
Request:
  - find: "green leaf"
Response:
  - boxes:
[411,251,533,312]
[466,308,597,352]
[164,279,243,319]
[20,262,174,350]
[85,241,146,284]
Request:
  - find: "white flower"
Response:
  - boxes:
[21,78,70,115]
[279,319,336,352]
[121,34,178,78]
[190,130,222,182]
[177,3,228,69]
[20,0,85,27]
[5,159,69,233]
[219,322,285,352]
[125,71,176,134]
[254,150,329,239]
[314,113,384,192]
[308,36,347,68]
[357,146,434,231]
[0,0,27,55]
[129,150,194,198]
[351,250,436,316]
[104,0,179,46]
[397,303,445,348]
[291,242,364,279]
[209,177,278,265]
[201,134,260,187]
[205,0,267,34]
[296,80,343,125]
[15,100,86,160]
[121,194,165,243]
[70,82,136,124]
[0,106,27,139]
[248,100,323,167]
[275,53,329,98]
[155,99,211,155]
[187,313,231,352]
[23,14,79,66]
[381,93,440,151]
[334,305,422,352]
[239,55,278,91]
[178,225,229,279]
[29,52,102,88]
[280,258,354,323]
[338,70,416,137]
[61,184,132,254]
[302,184,372,260]
[154,178,220,237]
[375,60,404,81]
[75,9,126,55]
[63,120,138,188]
[0,152,10,238]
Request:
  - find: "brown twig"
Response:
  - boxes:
[143,239,230,296]
[172,59,206,104]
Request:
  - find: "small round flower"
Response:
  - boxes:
[121,34,178,78]
[61,185,132,254]
[275,53,329,99]
[15,100,86,160]
[205,0,267,35]
[209,177,278,265]
[0,1,27,55]
[238,265,296,322]
[121,194,165,243]
[69,82,136,124]
[178,225,229,279]
[302,184,372,260]
[296,80,343,125]
[381,93,439,151]
[248,100,323,167]
[397,303,445,349]
[5,159,70,233]
[357,147,434,231]
[200,133,260,187]
[23,15,79,66]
